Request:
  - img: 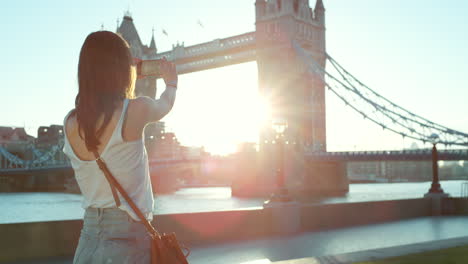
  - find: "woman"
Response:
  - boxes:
[62,31,178,263]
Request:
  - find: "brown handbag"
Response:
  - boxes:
[93,151,190,264]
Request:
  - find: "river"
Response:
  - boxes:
[1,180,467,224]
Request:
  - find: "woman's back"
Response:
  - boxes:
[64,99,146,160]
[63,98,154,221]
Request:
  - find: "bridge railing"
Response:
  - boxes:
[0,144,71,171]
[0,153,198,173]
[461,182,468,198]
[305,149,468,161]
[175,49,257,74]
[155,32,256,62]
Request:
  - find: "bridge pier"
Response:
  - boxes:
[0,168,74,192]
[231,149,349,197]
[301,160,349,196]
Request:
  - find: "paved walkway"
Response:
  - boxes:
[273,236,468,264]
[8,216,468,264]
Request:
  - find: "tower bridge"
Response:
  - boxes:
[1,0,467,194]
[155,32,257,74]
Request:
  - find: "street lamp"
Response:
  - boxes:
[427,133,445,194]
[272,119,288,135]
[264,118,293,204]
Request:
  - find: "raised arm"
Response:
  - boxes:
[137,87,176,123]
[137,58,178,124]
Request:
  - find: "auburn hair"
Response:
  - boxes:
[75,31,136,151]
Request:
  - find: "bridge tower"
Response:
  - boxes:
[117,12,158,99]
[255,0,326,151]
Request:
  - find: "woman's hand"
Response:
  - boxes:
[160,57,178,87]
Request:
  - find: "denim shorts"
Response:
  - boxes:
[73,207,151,264]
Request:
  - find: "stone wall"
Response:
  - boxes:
[442,198,468,215]
[301,199,432,231]
[0,198,444,263]
[0,209,270,263]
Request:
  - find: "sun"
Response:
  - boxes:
[163,62,273,155]
[202,91,272,156]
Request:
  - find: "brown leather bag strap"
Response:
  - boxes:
[93,151,160,237]
[98,159,121,207]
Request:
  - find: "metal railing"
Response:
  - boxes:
[461,182,468,198]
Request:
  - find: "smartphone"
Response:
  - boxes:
[137,59,162,77]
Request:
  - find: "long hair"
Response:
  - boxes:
[76,31,136,151]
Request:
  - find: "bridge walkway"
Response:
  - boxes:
[6,216,468,264]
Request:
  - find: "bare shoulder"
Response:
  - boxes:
[127,97,154,127]
[64,110,78,136]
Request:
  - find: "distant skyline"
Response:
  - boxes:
[2,0,468,155]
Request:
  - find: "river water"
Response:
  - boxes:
[1,180,467,224]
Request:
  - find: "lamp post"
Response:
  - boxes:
[427,133,445,194]
[424,133,447,216]
[263,118,300,235]
[265,118,293,204]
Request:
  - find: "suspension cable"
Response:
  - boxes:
[291,41,468,147]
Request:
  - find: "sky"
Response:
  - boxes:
[2,0,468,155]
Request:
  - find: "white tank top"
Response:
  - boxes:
[62,99,154,221]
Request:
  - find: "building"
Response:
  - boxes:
[440,161,468,180]
[347,161,433,182]
[155,132,180,159]
[36,125,64,148]
[0,127,34,145]
[144,121,166,155]
[0,126,35,162]
[347,161,383,182]
[180,146,207,159]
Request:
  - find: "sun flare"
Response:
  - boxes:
[162,62,274,155]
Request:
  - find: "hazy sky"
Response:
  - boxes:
[2,0,468,155]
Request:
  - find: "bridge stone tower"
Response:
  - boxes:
[117,12,158,99]
[255,0,326,152]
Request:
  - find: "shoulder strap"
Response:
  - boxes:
[63,110,72,127]
[95,155,121,207]
[117,99,130,138]
[93,150,160,237]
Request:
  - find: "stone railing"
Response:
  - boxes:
[176,49,257,74]
[156,32,256,62]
